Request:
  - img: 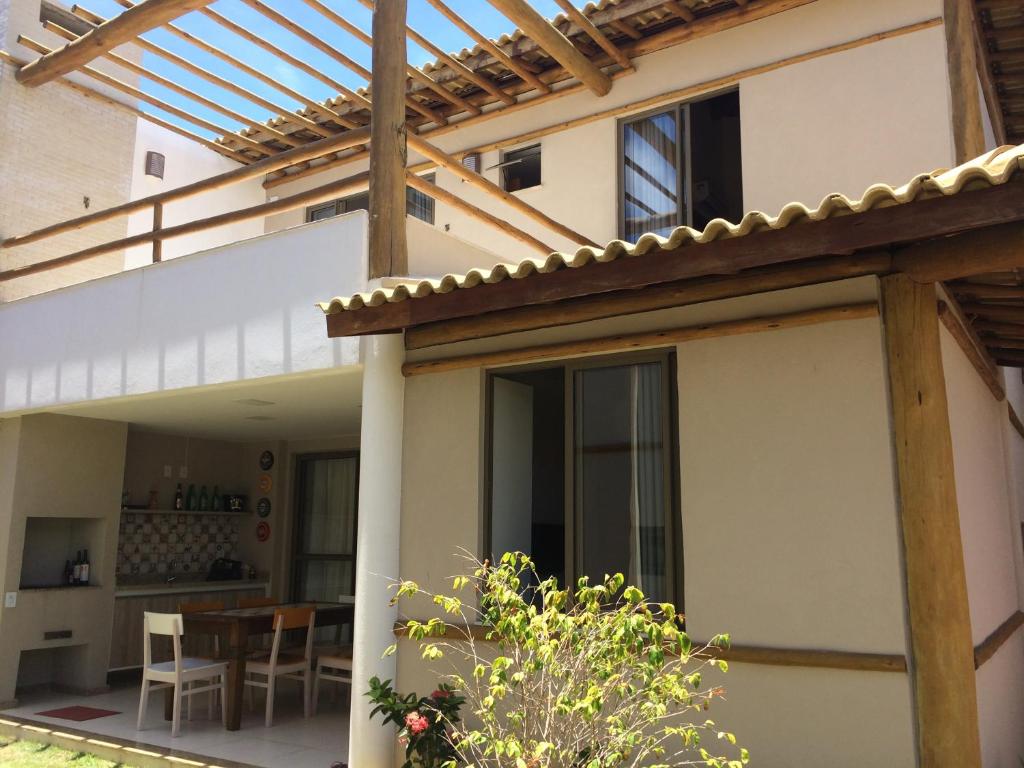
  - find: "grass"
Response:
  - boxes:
[0,737,137,768]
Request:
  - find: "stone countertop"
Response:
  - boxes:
[113,579,269,598]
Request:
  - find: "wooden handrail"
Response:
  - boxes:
[0,173,369,282]
[1,127,370,250]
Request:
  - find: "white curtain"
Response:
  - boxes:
[627,364,666,599]
[302,457,357,556]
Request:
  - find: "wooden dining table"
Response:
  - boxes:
[172,601,355,730]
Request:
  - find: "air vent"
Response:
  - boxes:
[145,151,165,179]
[462,152,481,174]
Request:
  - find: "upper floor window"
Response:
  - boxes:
[487,352,680,605]
[500,144,542,192]
[619,90,742,241]
[306,173,436,224]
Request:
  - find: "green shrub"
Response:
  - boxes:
[379,552,748,768]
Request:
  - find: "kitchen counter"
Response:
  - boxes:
[113,579,269,598]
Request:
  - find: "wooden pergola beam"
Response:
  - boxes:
[15,0,213,87]
[487,0,613,96]
[17,35,277,157]
[369,0,410,279]
[553,0,633,71]
[95,0,337,136]
[407,133,598,247]
[43,20,304,148]
[423,0,552,93]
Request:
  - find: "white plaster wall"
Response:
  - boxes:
[268,0,947,269]
[124,120,266,269]
[940,330,1024,766]
[397,279,917,765]
[0,214,367,415]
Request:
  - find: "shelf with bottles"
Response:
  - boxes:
[120,507,251,516]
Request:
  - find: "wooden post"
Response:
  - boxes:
[880,274,981,768]
[368,0,409,279]
[151,202,163,263]
[944,0,985,163]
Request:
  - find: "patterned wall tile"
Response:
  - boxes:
[116,512,241,579]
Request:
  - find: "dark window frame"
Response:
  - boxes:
[290,450,360,603]
[305,173,436,225]
[499,144,542,192]
[616,88,740,241]
[483,349,683,607]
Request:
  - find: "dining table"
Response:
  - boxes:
[172,601,355,730]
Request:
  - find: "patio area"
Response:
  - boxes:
[0,673,350,768]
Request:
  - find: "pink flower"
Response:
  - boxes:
[405,711,429,735]
[432,689,451,700]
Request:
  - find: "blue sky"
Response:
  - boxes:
[83,0,565,139]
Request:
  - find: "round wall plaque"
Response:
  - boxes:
[256,521,271,542]
[256,497,272,517]
[257,473,273,493]
[259,450,275,470]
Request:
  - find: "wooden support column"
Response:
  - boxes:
[151,202,163,263]
[880,274,981,768]
[368,0,409,279]
[944,0,985,163]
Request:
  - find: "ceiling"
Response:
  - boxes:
[48,368,364,443]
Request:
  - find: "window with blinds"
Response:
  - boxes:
[306,173,436,225]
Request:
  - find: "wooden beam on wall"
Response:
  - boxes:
[369,0,410,279]
[486,0,613,96]
[937,298,1005,400]
[974,610,1024,669]
[945,0,987,163]
[15,0,214,86]
[892,220,1024,283]
[402,303,878,376]
[406,173,554,255]
[407,133,598,247]
[552,0,634,72]
[880,274,982,768]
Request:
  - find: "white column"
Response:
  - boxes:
[348,333,405,767]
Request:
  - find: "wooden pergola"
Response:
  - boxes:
[0,0,801,283]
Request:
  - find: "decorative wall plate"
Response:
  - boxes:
[256,497,272,517]
[259,450,275,470]
[256,521,271,542]
[257,473,273,493]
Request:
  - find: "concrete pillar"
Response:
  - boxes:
[348,333,405,767]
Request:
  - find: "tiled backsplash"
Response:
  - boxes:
[116,512,241,580]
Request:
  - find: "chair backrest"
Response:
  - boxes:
[238,596,277,609]
[179,600,225,614]
[269,606,316,664]
[143,612,183,671]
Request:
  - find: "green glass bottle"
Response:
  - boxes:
[212,485,222,511]
[198,485,209,511]
[185,484,197,511]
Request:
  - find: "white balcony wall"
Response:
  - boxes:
[124,120,267,269]
[0,214,368,415]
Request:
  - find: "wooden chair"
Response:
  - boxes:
[178,600,225,720]
[244,606,316,727]
[312,644,352,715]
[136,612,228,737]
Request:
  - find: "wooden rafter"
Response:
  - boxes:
[17,35,277,157]
[15,0,214,86]
[93,0,336,137]
[97,0,354,132]
[356,0,515,107]
[487,0,613,96]
[553,0,633,71]
[43,20,304,148]
[293,0,468,121]
[423,0,552,93]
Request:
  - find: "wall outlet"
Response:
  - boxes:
[4,592,16,608]
[163,465,172,478]
[179,465,188,479]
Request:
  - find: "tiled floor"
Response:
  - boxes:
[1,676,350,768]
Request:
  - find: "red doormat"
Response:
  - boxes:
[35,706,120,722]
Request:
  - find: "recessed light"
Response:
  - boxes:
[234,398,275,407]
[244,415,276,421]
